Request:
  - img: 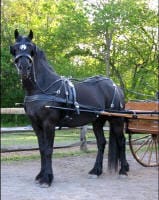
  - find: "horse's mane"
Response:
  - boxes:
[35,47,55,73]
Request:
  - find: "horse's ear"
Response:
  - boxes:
[14,29,19,40]
[28,30,33,40]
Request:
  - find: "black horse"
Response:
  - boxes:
[10,30,129,187]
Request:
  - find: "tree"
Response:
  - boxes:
[1,0,158,113]
[77,0,158,98]
[1,0,90,107]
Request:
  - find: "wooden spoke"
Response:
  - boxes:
[131,135,151,143]
[140,140,152,162]
[134,136,151,154]
[154,136,159,165]
[147,140,153,165]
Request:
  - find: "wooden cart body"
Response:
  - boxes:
[125,101,158,134]
[125,101,158,167]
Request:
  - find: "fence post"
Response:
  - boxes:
[80,125,88,151]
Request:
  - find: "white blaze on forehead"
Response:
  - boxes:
[19,44,27,50]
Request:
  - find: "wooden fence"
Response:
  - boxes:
[1,108,109,152]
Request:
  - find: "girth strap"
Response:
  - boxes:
[24,94,71,104]
[24,94,103,112]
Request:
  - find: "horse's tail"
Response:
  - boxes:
[108,125,120,172]
[108,115,126,172]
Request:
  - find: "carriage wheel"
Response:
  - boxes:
[129,133,159,167]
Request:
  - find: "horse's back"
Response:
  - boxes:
[75,76,124,110]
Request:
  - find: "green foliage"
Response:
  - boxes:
[1,0,158,125]
[85,0,158,99]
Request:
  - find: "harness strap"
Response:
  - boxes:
[67,79,80,114]
[62,77,80,114]
[110,83,123,109]
[24,94,103,112]
[24,94,68,104]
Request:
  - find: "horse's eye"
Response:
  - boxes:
[10,45,16,56]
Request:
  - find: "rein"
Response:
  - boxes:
[14,52,64,95]
[15,51,80,113]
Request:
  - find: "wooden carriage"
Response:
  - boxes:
[125,101,158,167]
[98,100,158,167]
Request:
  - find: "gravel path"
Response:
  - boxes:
[1,151,158,200]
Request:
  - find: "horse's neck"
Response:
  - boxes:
[22,76,39,95]
[34,57,59,85]
[22,52,60,95]
[27,57,60,95]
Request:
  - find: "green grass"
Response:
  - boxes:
[1,149,97,162]
[2,128,138,163]
[1,115,30,127]
[1,133,37,147]
[1,129,96,148]
[1,128,101,162]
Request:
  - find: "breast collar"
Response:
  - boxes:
[24,77,80,114]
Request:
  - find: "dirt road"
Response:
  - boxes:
[1,151,158,200]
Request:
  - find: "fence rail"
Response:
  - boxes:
[1,125,109,134]
[1,108,109,153]
[1,108,25,114]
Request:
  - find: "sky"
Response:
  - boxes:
[148,0,158,10]
[86,0,158,11]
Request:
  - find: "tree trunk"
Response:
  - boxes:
[104,30,113,77]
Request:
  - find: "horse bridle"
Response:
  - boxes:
[14,52,33,64]
[13,41,35,61]
[14,50,38,83]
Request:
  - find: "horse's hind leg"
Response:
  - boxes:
[109,118,129,175]
[89,117,106,176]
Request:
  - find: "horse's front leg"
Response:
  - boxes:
[32,121,55,187]
[39,121,55,187]
[89,118,106,176]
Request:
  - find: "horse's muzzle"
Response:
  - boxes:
[14,53,33,78]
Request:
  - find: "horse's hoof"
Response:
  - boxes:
[125,164,129,172]
[119,168,128,176]
[88,174,98,179]
[39,183,50,188]
[118,174,128,179]
[89,167,102,176]
[35,179,40,184]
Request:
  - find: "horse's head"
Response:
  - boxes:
[10,29,37,78]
